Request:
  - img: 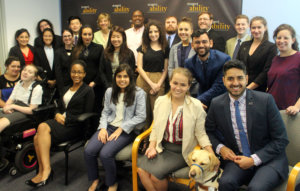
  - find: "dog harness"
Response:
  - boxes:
[191,163,204,174]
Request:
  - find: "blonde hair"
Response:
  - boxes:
[97,13,111,28]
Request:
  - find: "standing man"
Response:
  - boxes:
[185,30,230,109]
[225,15,251,59]
[125,10,145,62]
[165,16,180,48]
[68,16,82,45]
[198,12,225,52]
[206,60,289,191]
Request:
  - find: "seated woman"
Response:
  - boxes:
[25,60,95,188]
[84,64,146,191]
[9,28,36,68]
[268,24,300,115]
[0,64,42,133]
[0,57,21,108]
[137,68,219,191]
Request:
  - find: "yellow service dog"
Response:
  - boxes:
[188,149,222,191]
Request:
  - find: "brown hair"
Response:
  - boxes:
[198,12,213,20]
[235,14,249,24]
[250,16,269,42]
[273,24,299,51]
[168,67,193,97]
[178,17,193,31]
[142,20,167,53]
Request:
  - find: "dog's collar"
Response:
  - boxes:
[204,168,222,184]
[191,163,204,174]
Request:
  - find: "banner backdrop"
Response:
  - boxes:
[61,0,242,40]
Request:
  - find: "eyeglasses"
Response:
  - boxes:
[71,71,84,75]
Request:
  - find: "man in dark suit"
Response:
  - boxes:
[185,30,230,109]
[198,12,225,52]
[165,16,181,48]
[205,60,289,191]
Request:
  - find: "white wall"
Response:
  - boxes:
[242,0,300,42]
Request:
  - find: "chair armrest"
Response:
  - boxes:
[76,113,98,122]
[32,104,56,114]
[287,162,300,191]
[132,124,153,191]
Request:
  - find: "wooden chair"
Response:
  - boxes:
[272,111,300,191]
[131,123,196,191]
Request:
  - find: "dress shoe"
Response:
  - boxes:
[25,179,38,187]
[36,170,54,188]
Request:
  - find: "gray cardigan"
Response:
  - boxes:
[168,41,196,78]
[98,87,146,134]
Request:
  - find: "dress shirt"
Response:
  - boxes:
[44,46,54,70]
[166,33,176,48]
[125,26,145,62]
[234,34,251,49]
[216,90,262,166]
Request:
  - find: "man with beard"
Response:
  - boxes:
[198,12,225,52]
[125,10,145,62]
[165,16,180,48]
[185,30,230,109]
[205,60,289,191]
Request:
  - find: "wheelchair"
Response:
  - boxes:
[0,68,56,176]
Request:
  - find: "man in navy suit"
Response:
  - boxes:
[205,60,289,191]
[185,30,230,109]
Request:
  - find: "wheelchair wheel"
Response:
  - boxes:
[9,166,18,176]
[15,142,37,173]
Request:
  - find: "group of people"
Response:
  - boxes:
[0,8,298,191]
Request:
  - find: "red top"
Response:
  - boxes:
[22,48,34,65]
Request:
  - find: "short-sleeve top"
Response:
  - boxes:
[137,45,169,72]
[267,52,300,109]
[9,81,43,105]
[0,75,20,102]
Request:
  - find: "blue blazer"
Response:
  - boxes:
[98,87,146,134]
[185,49,230,106]
[205,89,289,179]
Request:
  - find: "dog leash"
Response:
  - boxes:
[204,168,221,184]
[191,163,204,174]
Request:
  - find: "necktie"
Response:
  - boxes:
[234,100,251,157]
[232,39,241,59]
[74,35,78,45]
[168,36,171,48]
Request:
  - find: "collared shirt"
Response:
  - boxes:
[44,46,54,70]
[166,33,176,48]
[216,90,262,166]
[234,34,251,47]
[125,26,145,63]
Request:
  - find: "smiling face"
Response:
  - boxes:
[149,25,160,42]
[62,30,73,46]
[132,10,144,29]
[198,13,213,30]
[111,31,123,50]
[21,65,37,82]
[178,22,193,43]
[170,72,190,99]
[192,33,212,60]
[165,17,177,34]
[99,18,110,31]
[39,21,51,32]
[235,18,249,37]
[69,19,82,34]
[250,20,266,40]
[43,31,53,46]
[81,27,93,46]
[70,64,86,85]
[115,70,130,92]
[223,68,248,100]
[276,29,295,54]
[6,61,21,77]
[16,32,29,47]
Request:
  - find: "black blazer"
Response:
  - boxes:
[35,47,56,80]
[76,42,104,85]
[8,44,36,68]
[54,47,73,95]
[205,89,289,179]
[237,40,277,91]
[56,83,95,128]
[34,35,63,49]
[208,29,225,52]
[100,50,136,89]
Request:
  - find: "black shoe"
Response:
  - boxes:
[25,179,39,187]
[0,158,9,171]
[36,170,54,188]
